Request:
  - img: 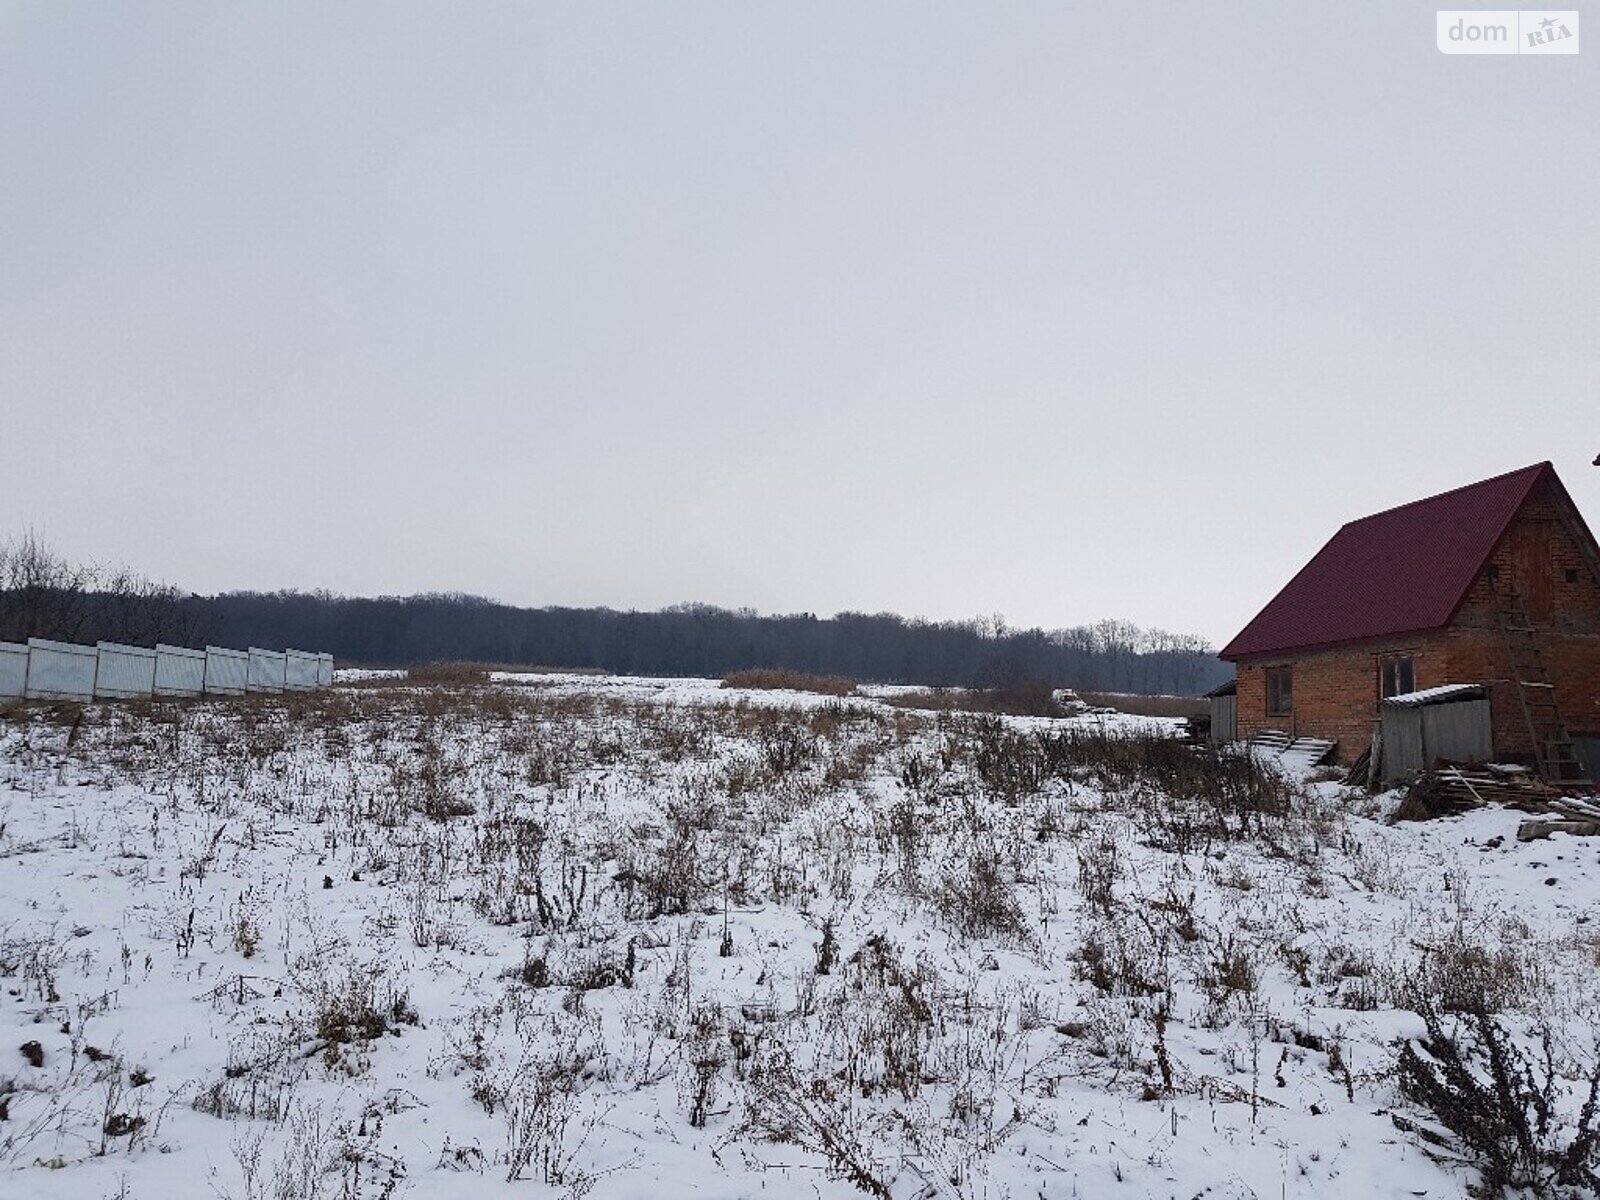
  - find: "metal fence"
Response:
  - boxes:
[0,642,28,699]
[24,639,98,701]
[205,646,248,696]
[155,644,206,697]
[0,637,333,703]
[247,647,288,694]
[95,642,157,699]
[286,648,321,691]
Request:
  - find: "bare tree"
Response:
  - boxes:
[0,529,98,643]
[0,530,214,647]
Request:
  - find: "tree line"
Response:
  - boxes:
[0,534,1230,695]
[204,593,1228,694]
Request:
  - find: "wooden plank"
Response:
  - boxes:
[1517,819,1600,842]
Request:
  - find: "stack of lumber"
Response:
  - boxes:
[1397,764,1600,838]
[1429,765,1560,805]
[1249,730,1336,772]
[1512,790,1600,841]
[1398,766,1559,821]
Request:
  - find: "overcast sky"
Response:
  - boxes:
[2,3,1595,646]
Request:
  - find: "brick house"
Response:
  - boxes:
[1219,462,1600,782]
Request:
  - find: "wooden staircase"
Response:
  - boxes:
[1489,579,1591,786]
[1249,730,1336,772]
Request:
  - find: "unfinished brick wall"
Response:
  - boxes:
[1453,488,1600,631]
[1436,629,1533,755]
[1448,480,1600,744]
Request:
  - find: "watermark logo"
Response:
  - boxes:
[1526,11,1578,43]
[1438,10,1579,53]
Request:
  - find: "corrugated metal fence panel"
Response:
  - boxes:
[1420,699,1493,765]
[94,642,157,699]
[1380,706,1426,782]
[0,641,28,699]
[204,646,249,696]
[25,638,98,701]
[284,649,320,691]
[247,648,287,694]
[317,653,334,687]
[1209,694,1237,745]
[154,644,206,697]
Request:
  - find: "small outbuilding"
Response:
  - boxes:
[1376,684,1492,783]
[1205,679,1236,746]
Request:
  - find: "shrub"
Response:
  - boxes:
[1079,925,1170,1000]
[1197,931,1259,1013]
[1077,692,1208,718]
[961,716,1051,800]
[407,661,491,686]
[721,669,856,696]
[885,684,1060,718]
[1414,936,1541,1015]
[978,676,1063,717]
[1068,732,1295,841]
[511,940,636,992]
[314,984,416,1048]
[614,823,703,919]
[742,1047,892,1199]
[302,964,419,1070]
[832,935,937,1102]
[934,841,1029,942]
[1075,831,1121,914]
[759,723,816,775]
[1395,1002,1600,1197]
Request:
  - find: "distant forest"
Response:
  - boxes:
[204,592,1230,695]
[1,534,1231,695]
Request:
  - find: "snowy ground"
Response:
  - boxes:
[2,677,1598,1200]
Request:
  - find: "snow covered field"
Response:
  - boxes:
[2,676,1598,1199]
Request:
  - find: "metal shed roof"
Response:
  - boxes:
[1381,683,1486,708]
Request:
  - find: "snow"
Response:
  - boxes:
[1381,684,1485,707]
[1,677,1598,1199]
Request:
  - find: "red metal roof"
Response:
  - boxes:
[1220,463,1563,661]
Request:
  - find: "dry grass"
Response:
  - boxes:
[477,663,610,676]
[720,669,857,697]
[877,689,967,713]
[20,671,1575,1194]
[883,679,1060,718]
[406,662,493,685]
[404,662,609,685]
[1077,691,1207,718]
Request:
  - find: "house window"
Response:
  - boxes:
[1567,568,1582,584]
[1485,565,1500,583]
[1266,667,1293,716]
[1380,654,1415,699]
